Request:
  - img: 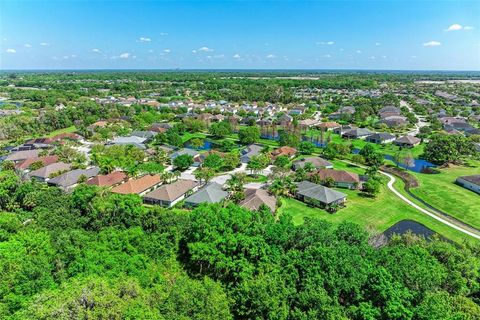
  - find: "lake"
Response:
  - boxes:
[184,139,215,151]
[352,148,436,173]
[383,220,436,239]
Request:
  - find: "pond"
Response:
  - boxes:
[301,136,327,147]
[352,148,436,173]
[184,139,215,151]
[383,220,436,239]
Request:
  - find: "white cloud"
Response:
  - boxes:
[423,41,441,47]
[119,52,131,59]
[91,48,101,53]
[139,37,151,42]
[163,49,171,53]
[266,54,276,59]
[5,48,16,53]
[369,56,376,60]
[411,55,417,59]
[39,42,49,46]
[24,43,32,48]
[233,53,241,59]
[198,46,213,52]
[317,41,334,45]
[381,55,387,59]
[159,32,168,36]
[214,54,225,59]
[445,24,463,31]
[355,50,362,54]
[464,26,474,30]
[375,42,381,46]
[192,50,197,54]
[71,54,77,58]
[323,54,332,58]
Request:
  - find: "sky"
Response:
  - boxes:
[0,0,479,71]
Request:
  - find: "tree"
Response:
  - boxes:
[298,141,315,155]
[190,138,205,150]
[209,121,232,138]
[321,176,336,188]
[423,134,475,165]
[247,154,269,176]
[278,130,300,148]
[222,152,240,171]
[360,144,384,169]
[203,153,224,171]
[239,126,260,145]
[274,155,290,168]
[194,167,215,184]
[226,173,246,192]
[1,161,15,171]
[362,177,380,197]
[173,154,194,171]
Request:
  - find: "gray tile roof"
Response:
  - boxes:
[48,166,100,188]
[184,182,228,205]
[296,180,347,204]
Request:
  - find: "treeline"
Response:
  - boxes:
[0,169,480,319]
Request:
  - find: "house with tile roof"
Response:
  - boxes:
[111,174,162,195]
[48,167,100,190]
[313,169,361,189]
[293,157,333,171]
[86,171,128,187]
[295,180,347,208]
[15,155,59,171]
[456,175,480,195]
[239,188,277,212]
[143,179,199,207]
[184,182,228,207]
[28,162,72,182]
[394,135,421,148]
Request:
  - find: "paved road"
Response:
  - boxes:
[400,100,429,136]
[380,170,480,240]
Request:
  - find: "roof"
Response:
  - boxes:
[314,169,360,184]
[343,128,373,137]
[184,182,228,205]
[111,136,147,144]
[86,171,127,187]
[15,155,59,170]
[296,181,347,204]
[317,122,341,129]
[29,162,72,179]
[367,132,396,141]
[395,135,421,145]
[48,167,100,187]
[271,146,297,158]
[5,149,41,162]
[239,188,276,212]
[131,131,157,139]
[457,175,480,186]
[293,157,333,169]
[144,179,199,202]
[111,174,161,194]
[170,148,200,159]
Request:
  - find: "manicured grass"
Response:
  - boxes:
[45,126,77,138]
[409,161,480,230]
[277,182,476,244]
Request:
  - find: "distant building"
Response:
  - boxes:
[111,174,162,195]
[184,182,228,207]
[143,179,199,207]
[86,171,128,187]
[366,133,396,144]
[239,188,277,212]
[394,135,421,148]
[455,175,480,195]
[293,157,333,171]
[295,180,347,208]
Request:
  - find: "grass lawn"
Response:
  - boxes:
[45,126,77,138]
[409,161,480,230]
[277,181,476,244]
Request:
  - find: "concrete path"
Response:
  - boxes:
[380,170,480,240]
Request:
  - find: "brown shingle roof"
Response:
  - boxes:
[15,155,59,170]
[271,146,297,158]
[314,169,360,184]
[111,174,161,194]
[143,179,198,202]
[239,189,277,212]
[87,171,128,187]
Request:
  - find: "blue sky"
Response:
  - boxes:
[1,1,479,70]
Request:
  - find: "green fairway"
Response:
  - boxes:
[45,125,77,137]
[277,181,476,244]
[409,161,480,230]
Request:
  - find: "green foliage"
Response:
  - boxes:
[239,126,260,145]
[209,121,232,138]
[423,134,476,165]
[173,154,194,171]
[298,141,315,155]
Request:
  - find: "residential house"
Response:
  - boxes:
[28,162,72,182]
[184,182,228,207]
[455,175,480,195]
[240,144,264,163]
[317,122,341,131]
[111,174,162,195]
[15,155,59,171]
[295,180,347,208]
[86,171,128,187]
[314,169,361,189]
[379,116,408,128]
[333,125,358,135]
[394,135,421,148]
[293,157,333,171]
[366,133,396,144]
[271,146,297,159]
[48,167,100,190]
[109,136,147,149]
[239,188,277,212]
[143,179,199,207]
[342,128,373,139]
[170,148,202,166]
[149,123,171,133]
[379,106,401,118]
[5,149,42,163]
[131,131,158,141]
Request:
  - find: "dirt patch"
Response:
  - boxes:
[381,165,419,188]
